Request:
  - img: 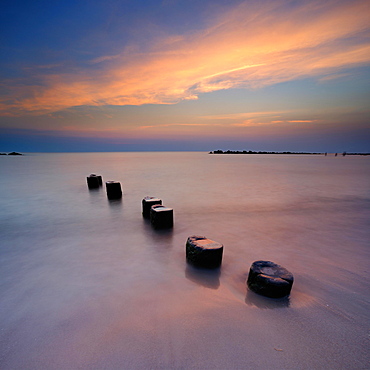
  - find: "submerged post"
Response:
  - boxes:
[150,204,173,229]
[96,175,103,186]
[142,196,162,218]
[247,260,294,298]
[106,181,122,199]
[87,174,102,189]
[186,236,223,268]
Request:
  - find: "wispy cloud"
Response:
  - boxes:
[199,111,319,127]
[1,0,369,116]
[288,120,316,123]
[318,72,351,82]
[200,112,287,120]
[138,111,320,130]
[139,123,218,129]
[201,64,266,81]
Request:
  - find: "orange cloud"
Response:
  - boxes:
[1,0,369,116]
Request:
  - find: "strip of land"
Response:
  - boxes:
[0,152,23,155]
[209,150,369,155]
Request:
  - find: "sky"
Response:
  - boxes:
[1,0,369,152]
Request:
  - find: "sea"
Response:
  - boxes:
[0,152,369,369]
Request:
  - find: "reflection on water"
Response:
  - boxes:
[0,152,369,369]
[245,289,290,309]
[185,264,221,289]
[107,198,122,207]
[88,187,101,193]
[141,218,174,239]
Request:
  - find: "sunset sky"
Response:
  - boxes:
[1,0,369,152]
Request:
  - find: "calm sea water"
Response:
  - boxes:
[0,152,369,369]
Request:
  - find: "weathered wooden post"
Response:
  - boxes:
[106,181,122,199]
[150,204,173,229]
[247,260,294,298]
[142,196,162,218]
[186,236,223,268]
[96,175,103,186]
[87,174,101,189]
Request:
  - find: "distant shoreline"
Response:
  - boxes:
[0,151,23,156]
[209,150,369,156]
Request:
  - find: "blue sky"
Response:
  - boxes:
[1,0,369,152]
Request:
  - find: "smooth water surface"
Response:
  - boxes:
[0,152,369,369]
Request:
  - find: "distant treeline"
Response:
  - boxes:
[344,153,370,156]
[209,150,370,155]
